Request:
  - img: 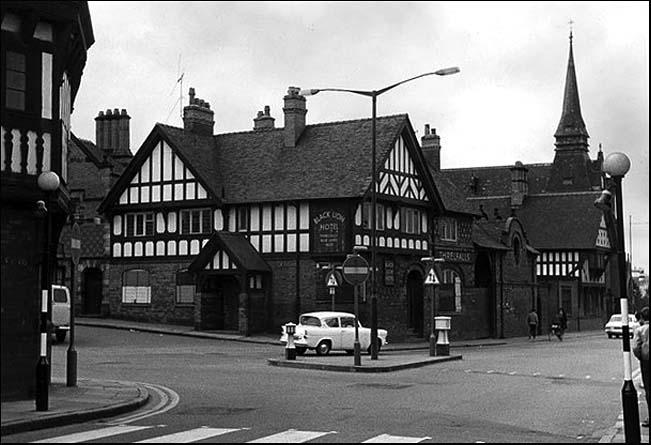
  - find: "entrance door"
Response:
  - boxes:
[200,276,240,331]
[407,270,424,337]
[83,268,102,315]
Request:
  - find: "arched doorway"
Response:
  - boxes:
[407,270,424,337]
[83,268,103,315]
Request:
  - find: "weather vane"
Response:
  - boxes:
[568,19,574,40]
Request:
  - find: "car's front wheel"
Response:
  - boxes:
[316,341,331,356]
[607,333,613,338]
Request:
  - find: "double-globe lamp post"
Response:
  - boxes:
[35,171,60,411]
[300,67,459,359]
[595,152,640,444]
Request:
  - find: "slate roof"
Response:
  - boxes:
[516,192,605,250]
[120,114,427,207]
[189,231,271,273]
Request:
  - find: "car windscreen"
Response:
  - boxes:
[609,315,621,322]
[300,316,322,327]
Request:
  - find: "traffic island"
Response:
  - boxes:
[267,353,462,373]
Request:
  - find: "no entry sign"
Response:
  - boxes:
[342,254,369,285]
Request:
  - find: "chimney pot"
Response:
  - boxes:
[106,109,112,116]
[420,123,441,171]
[183,87,214,135]
[283,86,307,146]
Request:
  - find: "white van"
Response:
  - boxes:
[51,285,70,342]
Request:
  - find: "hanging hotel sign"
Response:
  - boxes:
[311,207,347,253]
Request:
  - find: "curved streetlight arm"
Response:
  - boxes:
[376,67,460,96]
[300,66,460,99]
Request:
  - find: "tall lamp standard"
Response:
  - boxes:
[595,152,640,443]
[300,66,460,359]
[35,171,60,411]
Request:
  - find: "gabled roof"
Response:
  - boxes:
[100,114,442,213]
[189,231,271,273]
[430,170,481,216]
[438,163,553,198]
[516,192,605,250]
[70,133,106,168]
[212,114,418,203]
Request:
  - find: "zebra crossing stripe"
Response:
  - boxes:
[30,425,153,443]
[247,429,335,443]
[135,427,241,443]
[362,433,432,443]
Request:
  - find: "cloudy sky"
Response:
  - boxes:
[72,1,649,275]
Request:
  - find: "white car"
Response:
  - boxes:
[604,313,640,339]
[279,311,388,356]
[51,285,71,343]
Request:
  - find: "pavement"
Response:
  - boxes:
[1,318,648,442]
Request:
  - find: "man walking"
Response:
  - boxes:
[527,308,539,341]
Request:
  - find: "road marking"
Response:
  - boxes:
[31,425,153,443]
[362,433,432,443]
[135,427,241,443]
[247,429,336,443]
[107,381,180,425]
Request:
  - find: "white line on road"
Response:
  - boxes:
[107,381,180,425]
[362,433,432,443]
[30,425,153,443]
[135,427,242,443]
[247,429,336,443]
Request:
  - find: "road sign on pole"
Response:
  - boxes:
[342,255,369,286]
[424,267,439,285]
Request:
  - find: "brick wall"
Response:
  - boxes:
[109,261,194,325]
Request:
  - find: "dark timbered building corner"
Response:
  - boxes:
[1,1,94,401]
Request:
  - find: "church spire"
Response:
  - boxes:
[554,30,589,152]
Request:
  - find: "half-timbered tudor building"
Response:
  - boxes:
[1,1,94,401]
[427,33,614,334]
[98,86,491,340]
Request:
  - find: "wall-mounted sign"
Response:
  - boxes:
[311,206,347,253]
[439,249,473,263]
[384,259,395,286]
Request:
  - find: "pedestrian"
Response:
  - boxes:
[632,306,649,428]
[527,308,539,341]
[554,308,568,341]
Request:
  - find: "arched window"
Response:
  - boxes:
[440,269,463,312]
[122,269,150,304]
[513,236,521,265]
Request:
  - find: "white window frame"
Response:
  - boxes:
[121,269,151,304]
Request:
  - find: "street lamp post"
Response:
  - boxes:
[595,152,640,444]
[35,171,60,411]
[301,67,459,360]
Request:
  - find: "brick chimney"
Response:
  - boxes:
[283,86,307,147]
[510,161,528,208]
[253,105,275,131]
[420,124,441,171]
[95,108,130,156]
[183,87,214,136]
